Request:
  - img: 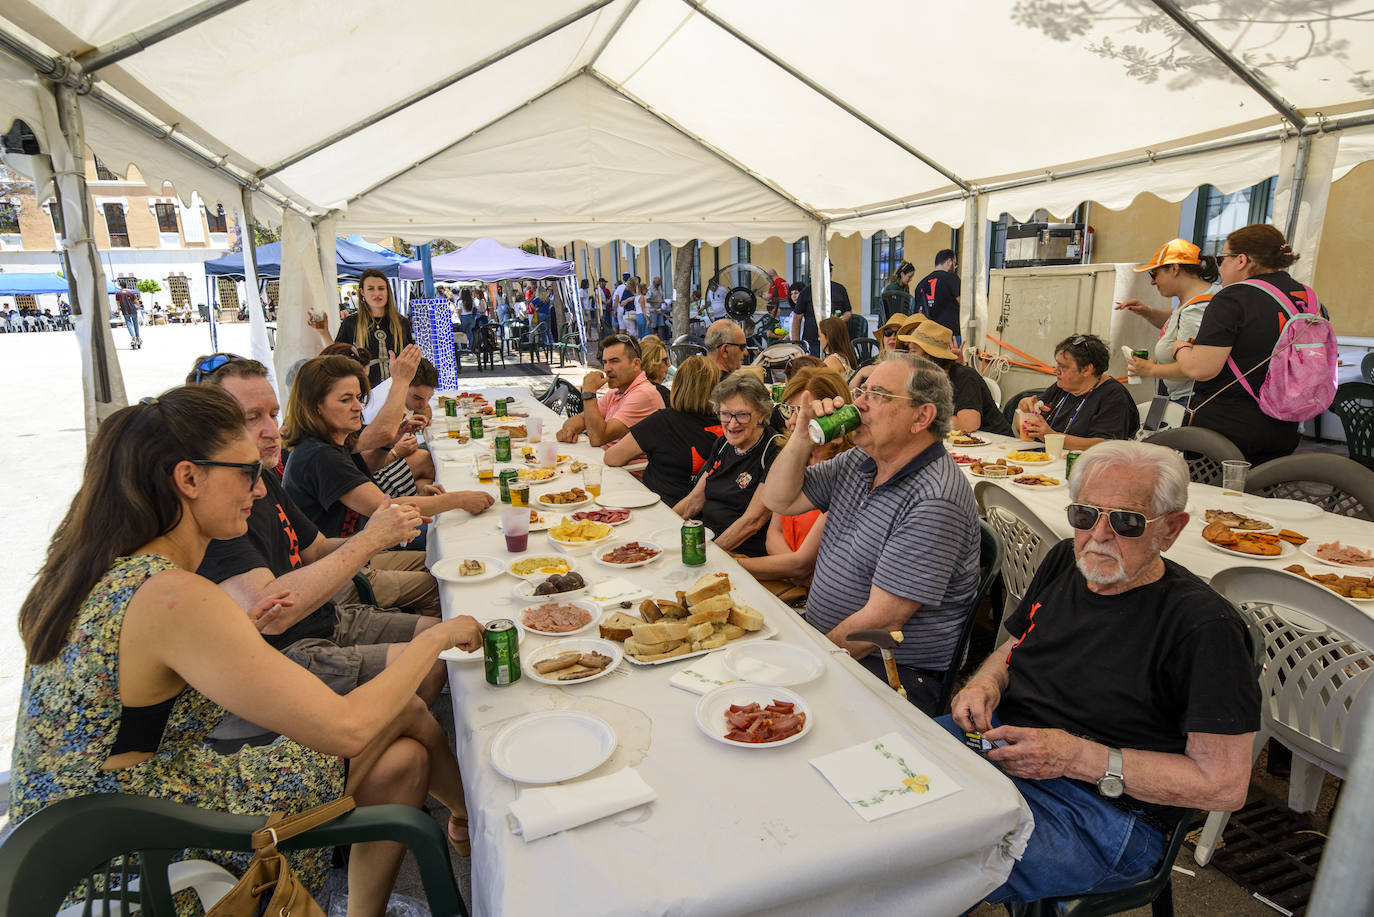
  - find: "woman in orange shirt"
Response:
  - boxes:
[737,366,853,586]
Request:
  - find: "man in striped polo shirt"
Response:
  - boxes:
[762,352,979,713]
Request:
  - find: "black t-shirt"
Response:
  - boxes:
[949,363,1012,436]
[916,269,961,335]
[282,437,374,538]
[694,432,783,557]
[198,473,337,649]
[1190,272,1315,464]
[336,313,414,387]
[1000,540,1260,826]
[629,409,724,507]
[1039,376,1140,441]
[792,286,820,350]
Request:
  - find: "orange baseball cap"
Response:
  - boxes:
[1133,238,1202,273]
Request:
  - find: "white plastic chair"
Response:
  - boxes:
[981,374,1002,410]
[974,481,1060,640]
[1193,567,1374,866]
[54,860,238,916]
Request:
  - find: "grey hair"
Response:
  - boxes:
[1069,440,1189,515]
[711,372,773,417]
[883,352,954,439]
[704,323,736,353]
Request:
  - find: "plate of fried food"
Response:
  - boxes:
[1011,473,1063,489]
[430,555,508,584]
[1283,563,1374,602]
[1203,509,1274,531]
[517,466,564,483]
[1006,450,1053,463]
[1200,522,1303,559]
[507,554,578,581]
[946,431,988,447]
[523,638,624,685]
[968,459,1023,478]
[695,684,812,748]
[548,517,615,554]
[536,486,592,510]
[1299,540,1374,569]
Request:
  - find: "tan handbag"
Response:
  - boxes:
[205,796,355,917]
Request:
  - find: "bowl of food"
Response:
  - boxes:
[547,517,615,555]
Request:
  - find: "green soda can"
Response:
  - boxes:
[498,469,518,503]
[444,398,457,417]
[770,383,786,403]
[808,404,861,444]
[494,430,512,463]
[483,620,521,686]
[495,398,509,417]
[1132,349,1150,360]
[682,519,707,566]
[1064,450,1083,479]
[469,415,484,439]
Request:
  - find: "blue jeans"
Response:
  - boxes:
[935,714,1166,904]
[123,310,140,342]
[635,312,648,338]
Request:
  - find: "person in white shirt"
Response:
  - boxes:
[706,278,727,321]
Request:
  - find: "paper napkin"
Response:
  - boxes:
[668,651,741,695]
[508,766,656,842]
[810,731,961,822]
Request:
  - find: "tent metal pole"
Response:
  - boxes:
[678,0,971,193]
[344,71,584,206]
[75,0,252,73]
[587,70,825,223]
[1149,0,1305,130]
[1283,133,1312,241]
[588,0,644,67]
[257,0,618,179]
[418,244,436,298]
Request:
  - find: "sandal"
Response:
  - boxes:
[448,814,471,857]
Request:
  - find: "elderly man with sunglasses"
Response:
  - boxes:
[763,352,979,713]
[557,333,665,447]
[944,440,1259,906]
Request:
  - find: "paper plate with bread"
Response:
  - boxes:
[597,571,776,665]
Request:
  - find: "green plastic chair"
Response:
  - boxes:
[1006,809,1194,917]
[0,795,467,917]
[936,520,1004,714]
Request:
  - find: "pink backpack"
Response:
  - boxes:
[1224,278,1336,422]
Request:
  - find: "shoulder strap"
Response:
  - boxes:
[252,797,355,852]
[1238,278,1321,318]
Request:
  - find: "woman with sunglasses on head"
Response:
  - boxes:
[11,386,484,912]
[1170,224,1326,465]
[818,315,859,377]
[1114,239,1218,406]
[606,355,723,505]
[1016,333,1140,449]
[673,373,784,556]
[336,268,412,388]
[737,367,853,586]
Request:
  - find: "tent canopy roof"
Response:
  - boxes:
[0,1,1371,244]
[398,237,574,282]
[204,237,402,280]
[0,272,115,295]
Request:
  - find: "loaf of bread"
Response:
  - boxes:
[685,572,731,606]
[599,611,642,642]
[728,605,765,632]
[631,620,690,644]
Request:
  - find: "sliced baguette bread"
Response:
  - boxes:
[685,572,731,606]
[717,622,747,641]
[598,611,642,642]
[636,643,691,662]
[728,605,765,632]
[655,600,689,619]
[685,595,732,625]
[624,636,682,657]
[691,630,729,652]
[638,599,663,623]
[686,621,716,643]
[630,620,690,644]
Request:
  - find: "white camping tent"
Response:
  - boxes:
[0,1,1371,436]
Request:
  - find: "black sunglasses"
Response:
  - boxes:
[189,458,264,484]
[1066,502,1168,539]
[191,352,248,383]
[604,333,641,357]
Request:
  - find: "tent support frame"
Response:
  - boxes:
[1283,132,1313,242]
[678,0,971,193]
[257,0,619,179]
[75,0,252,73]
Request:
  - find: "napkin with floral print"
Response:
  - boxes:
[668,651,740,695]
[809,731,961,821]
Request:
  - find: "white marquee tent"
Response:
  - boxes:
[0,0,1372,435]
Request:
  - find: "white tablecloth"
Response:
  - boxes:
[959,432,1374,590]
[428,387,1034,917]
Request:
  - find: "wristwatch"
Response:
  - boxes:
[581,392,597,401]
[1097,747,1125,798]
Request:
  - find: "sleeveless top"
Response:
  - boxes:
[9,554,345,907]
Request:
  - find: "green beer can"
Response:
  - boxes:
[1132,349,1150,360]
[494,430,512,463]
[443,398,457,417]
[770,383,786,403]
[483,619,521,686]
[469,415,484,439]
[1064,450,1083,479]
[495,398,509,417]
[498,469,518,503]
[808,404,861,444]
[682,519,707,566]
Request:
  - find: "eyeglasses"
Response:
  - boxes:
[188,458,264,485]
[1065,502,1169,539]
[717,410,757,425]
[191,352,248,383]
[777,402,801,419]
[853,385,910,405]
[1216,251,1240,261]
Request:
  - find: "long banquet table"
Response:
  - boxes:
[954,431,1374,587]
[427,387,1034,917]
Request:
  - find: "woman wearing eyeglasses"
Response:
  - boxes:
[1114,239,1217,406]
[11,385,483,909]
[737,367,853,586]
[1171,224,1325,465]
[336,268,412,388]
[1016,334,1141,448]
[673,373,783,556]
[606,355,722,505]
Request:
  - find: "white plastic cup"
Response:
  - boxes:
[1043,433,1066,460]
[500,505,531,552]
[526,416,543,442]
[538,440,559,468]
[1221,460,1251,496]
[583,463,603,490]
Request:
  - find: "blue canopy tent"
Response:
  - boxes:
[0,272,117,295]
[204,238,402,280]
[345,235,408,263]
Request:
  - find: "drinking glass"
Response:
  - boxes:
[501,505,531,552]
[583,463,603,498]
[1221,460,1251,496]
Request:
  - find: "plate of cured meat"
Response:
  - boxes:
[696,684,812,748]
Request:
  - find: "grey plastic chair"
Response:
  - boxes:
[1328,381,1374,472]
[1143,427,1244,487]
[1246,453,1374,521]
[1360,351,1374,386]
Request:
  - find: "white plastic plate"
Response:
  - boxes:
[695,684,812,749]
[723,642,824,686]
[431,555,507,584]
[523,638,625,686]
[490,711,616,783]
